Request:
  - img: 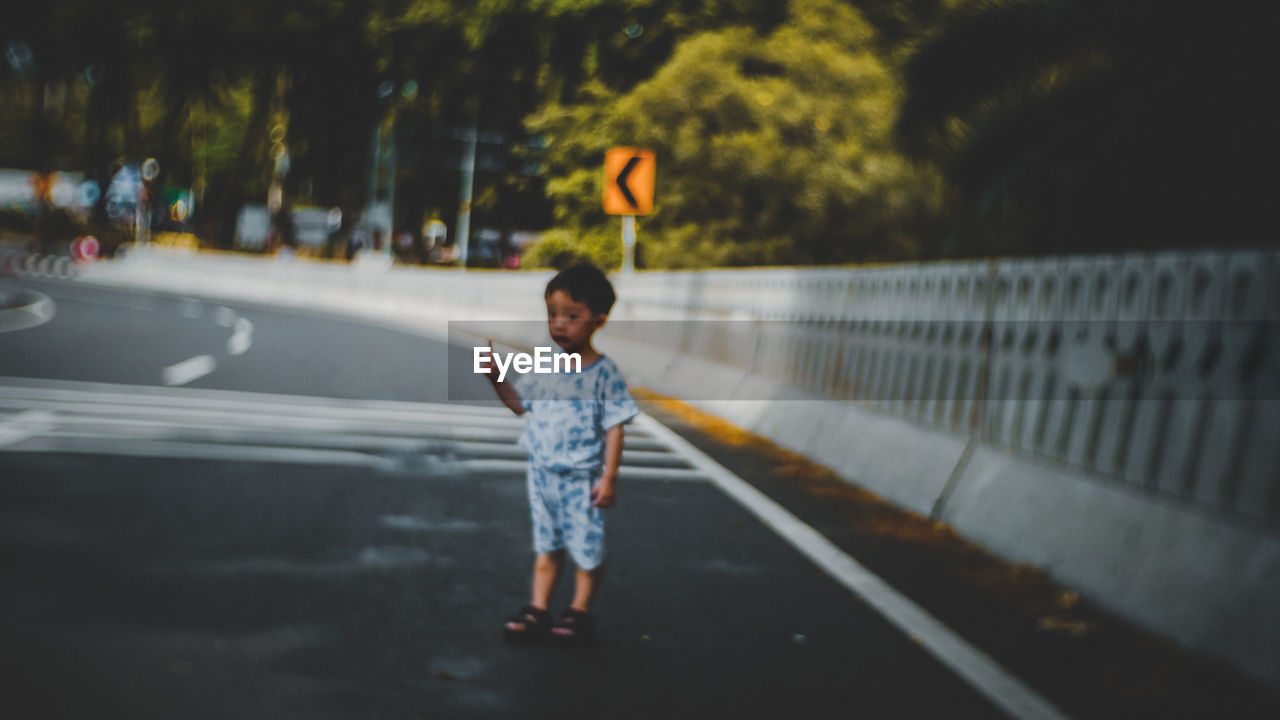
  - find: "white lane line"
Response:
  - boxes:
[213,306,237,327]
[0,402,529,447]
[35,426,432,453]
[6,436,392,468]
[162,355,217,386]
[450,441,686,466]
[0,396,527,437]
[227,317,253,355]
[0,381,528,427]
[0,375,538,421]
[456,457,706,482]
[634,413,1072,720]
[0,409,56,447]
[0,290,56,333]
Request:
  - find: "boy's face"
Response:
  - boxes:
[545,289,605,353]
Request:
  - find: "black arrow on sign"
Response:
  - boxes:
[616,155,641,210]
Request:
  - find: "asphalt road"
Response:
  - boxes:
[1,277,1008,719]
[3,275,1279,719]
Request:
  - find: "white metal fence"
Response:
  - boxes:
[609,249,1280,525]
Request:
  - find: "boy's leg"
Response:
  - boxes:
[525,464,567,609]
[569,563,604,612]
[531,549,565,609]
[506,550,565,633]
[561,468,607,615]
[508,465,567,633]
[551,564,603,640]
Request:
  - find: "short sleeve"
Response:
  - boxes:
[598,359,640,430]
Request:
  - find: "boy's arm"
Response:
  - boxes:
[489,374,525,416]
[592,424,624,508]
[485,341,526,416]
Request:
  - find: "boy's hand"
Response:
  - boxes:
[591,475,616,508]
[485,339,526,416]
[485,340,501,383]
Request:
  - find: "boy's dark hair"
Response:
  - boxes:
[545,263,617,315]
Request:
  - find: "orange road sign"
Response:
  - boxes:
[603,147,655,215]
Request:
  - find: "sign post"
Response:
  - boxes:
[138,158,160,246]
[620,215,636,272]
[603,147,655,272]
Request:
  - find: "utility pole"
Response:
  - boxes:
[384,125,396,255]
[367,125,380,248]
[456,122,477,268]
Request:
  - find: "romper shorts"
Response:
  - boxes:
[526,464,605,570]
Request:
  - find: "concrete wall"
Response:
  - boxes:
[76,245,1280,688]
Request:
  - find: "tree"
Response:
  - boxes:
[526,0,948,269]
[368,0,794,261]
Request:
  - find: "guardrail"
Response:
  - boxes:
[607,250,1280,527]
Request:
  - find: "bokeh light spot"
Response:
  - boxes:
[4,41,33,75]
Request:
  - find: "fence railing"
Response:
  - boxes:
[609,249,1280,525]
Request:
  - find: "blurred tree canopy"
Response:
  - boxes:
[1,0,1273,264]
[527,0,948,268]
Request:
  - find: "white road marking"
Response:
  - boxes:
[0,290,56,333]
[213,306,237,327]
[456,457,706,482]
[162,355,217,386]
[227,317,253,355]
[633,413,1073,720]
[0,397,529,440]
[0,379,685,475]
[449,440,682,464]
[0,377,526,426]
[0,409,56,447]
[11,435,394,468]
[0,376,539,422]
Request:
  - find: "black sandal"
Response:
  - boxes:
[503,605,552,644]
[550,608,596,647]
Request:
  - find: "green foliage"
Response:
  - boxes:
[522,226,621,270]
[201,83,259,198]
[526,0,948,268]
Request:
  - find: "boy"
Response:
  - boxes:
[486,263,639,645]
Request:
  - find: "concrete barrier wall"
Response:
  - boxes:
[76,245,1280,688]
[606,251,1280,526]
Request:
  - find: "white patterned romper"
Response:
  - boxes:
[514,355,639,569]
